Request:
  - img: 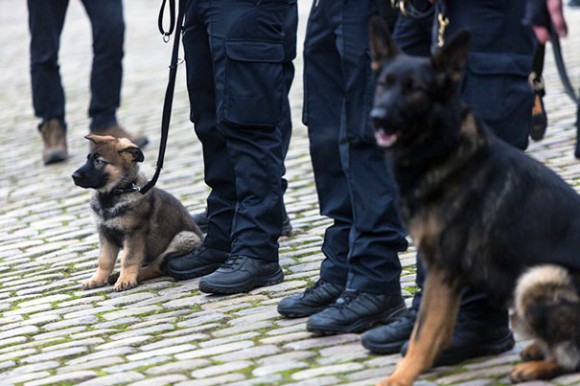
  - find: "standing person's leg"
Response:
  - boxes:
[197,0,287,294]
[305,0,407,336]
[82,0,148,147]
[165,0,233,280]
[28,0,69,165]
[278,0,350,318]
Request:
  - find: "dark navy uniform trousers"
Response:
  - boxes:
[28,0,124,131]
[304,0,408,295]
[394,0,536,320]
[182,0,295,262]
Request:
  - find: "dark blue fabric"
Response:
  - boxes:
[393,0,535,323]
[304,0,407,295]
[183,0,294,262]
[28,0,124,131]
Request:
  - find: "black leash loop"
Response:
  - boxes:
[140,0,185,195]
[158,0,176,42]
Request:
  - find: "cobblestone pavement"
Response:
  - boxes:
[1,2,579,385]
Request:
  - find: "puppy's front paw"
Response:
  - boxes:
[81,277,108,290]
[509,361,561,383]
[520,341,544,362]
[114,274,138,292]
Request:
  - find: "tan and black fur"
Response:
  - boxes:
[72,134,203,291]
[368,17,580,386]
[510,265,580,382]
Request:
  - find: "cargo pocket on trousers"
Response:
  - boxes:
[224,40,285,128]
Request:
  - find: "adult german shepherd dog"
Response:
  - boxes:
[72,134,203,292]
[368,17,580,386]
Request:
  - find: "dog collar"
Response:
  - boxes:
[112,182,141,195]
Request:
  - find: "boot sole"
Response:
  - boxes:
[307,302,407,336]
[166,263,221,281]
[199,269,284,295]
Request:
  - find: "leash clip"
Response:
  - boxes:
[437,12,449,48]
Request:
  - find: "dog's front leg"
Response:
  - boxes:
[82,235,119,289]
[377,267,461,386]
[115,232,146,291]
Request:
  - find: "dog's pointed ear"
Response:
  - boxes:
[369,16,398,71]
[118,146,144,163]
[85,133,116,145]
[431,30,471,84]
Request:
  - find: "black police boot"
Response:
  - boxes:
[362,308,515,366]
[165,247,229,280]
[277,280,344,318]
[191,208,293,236]
[306,290,406,335]
[199,255,284,295]
[361,308,416,354]
[400,318,515,366]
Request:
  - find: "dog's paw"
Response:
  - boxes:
[509,361,560,383]
[81,278,108,290]
[520,341,544,362]
[114,276,138,292]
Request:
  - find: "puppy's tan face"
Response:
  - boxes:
[72,134,144,192]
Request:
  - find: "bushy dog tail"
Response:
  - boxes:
[513,265,580,370]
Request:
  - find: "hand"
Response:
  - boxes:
[533,0,567,43]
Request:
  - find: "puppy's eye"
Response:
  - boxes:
[94,158,106,166]
[403,78,416,93]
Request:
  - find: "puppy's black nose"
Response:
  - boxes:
[72,170,83,181]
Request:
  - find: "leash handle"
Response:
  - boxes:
[140,0,185,195]
[158,0,176,42]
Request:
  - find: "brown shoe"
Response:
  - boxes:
[96,124,149,148]
[39,118,69,165]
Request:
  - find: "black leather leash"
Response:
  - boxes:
[139,0,185,195]
[548,22,580,159]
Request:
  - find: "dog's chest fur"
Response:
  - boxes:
[91,192,145,246]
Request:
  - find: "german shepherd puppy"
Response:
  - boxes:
[368,17,580,386]
[72,134,203,292]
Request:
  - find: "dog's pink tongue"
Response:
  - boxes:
[375,129,398,147]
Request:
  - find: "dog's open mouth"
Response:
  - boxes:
[375,127,399,147]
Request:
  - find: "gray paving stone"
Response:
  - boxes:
[2,371,52,385]
[126,374,189,386]
[57,357,126,373]
[101,356,172,373]
[94,335,154,350]
[252,360,309,377]
[145,359,211,376]
[20,346,89,364]
[191,360,253,379]
[176,340,255,360]
[67,347,135,365]
[291,362,365,381]
[76,372,145,386]
[0,325,39,340]
[23,370,97,386]
[126,344,196,361]
[174,373,246,386]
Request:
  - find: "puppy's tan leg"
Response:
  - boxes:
[510,360,564,383]
[377,268,461,386]
[82,236,119,290]
[520,341,545,362]
[115,232,146,291]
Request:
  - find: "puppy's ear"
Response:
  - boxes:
[119,147,144,163]
[431,30,471,85]
[85,133,116,145]
[369,16,398,71]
